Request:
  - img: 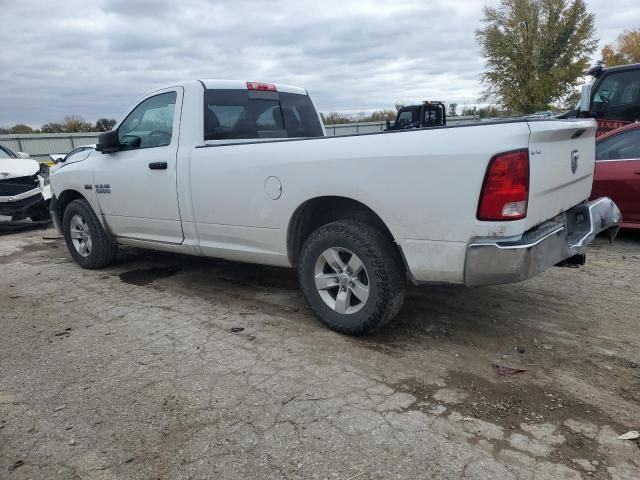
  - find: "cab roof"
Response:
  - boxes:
[199,79,308,95]
[602,62,640,73]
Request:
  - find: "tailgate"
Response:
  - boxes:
[525,119,597,229]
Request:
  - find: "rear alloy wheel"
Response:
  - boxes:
[314,247,370,315]
[299,219,406,335]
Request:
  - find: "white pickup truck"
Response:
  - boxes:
[50,80,621,335]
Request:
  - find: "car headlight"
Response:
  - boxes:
[37,164,51,186]
[38,163,50,179]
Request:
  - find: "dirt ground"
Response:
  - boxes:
[1,221,639,479]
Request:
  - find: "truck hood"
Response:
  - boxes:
[0,158,39,180]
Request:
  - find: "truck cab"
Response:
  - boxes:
[562,63,640,136]
[385,101,446,130]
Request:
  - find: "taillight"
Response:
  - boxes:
[246,81,277,92]
[477,149,529,221]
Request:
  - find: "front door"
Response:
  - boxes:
[92,88,184,244]
[594,127,640,225]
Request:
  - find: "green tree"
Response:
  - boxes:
[602,29,640,67]
[41,122,65,133]
[477,105,503,118]
[476,0,597,113]
[361,110,397,122]
[562,87,582,109]
[95,118,117,132]
[461,106,477,117]
[62,115,93,133]
[320,112,354,125]
[10,123,34,134]
[448,103,458,116]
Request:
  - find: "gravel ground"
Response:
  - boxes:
[1,222,639,479]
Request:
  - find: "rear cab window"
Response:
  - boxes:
[204,88,323,141]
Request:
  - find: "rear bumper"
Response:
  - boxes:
[464,197,621,287]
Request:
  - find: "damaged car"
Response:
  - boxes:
[0,144,52,221]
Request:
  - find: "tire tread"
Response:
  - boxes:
[298,219,405,335]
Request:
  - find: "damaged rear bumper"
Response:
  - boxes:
[464,197,621,287]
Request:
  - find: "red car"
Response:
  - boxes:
[591,123,640,229]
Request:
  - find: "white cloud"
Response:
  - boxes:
[0,0,637,126]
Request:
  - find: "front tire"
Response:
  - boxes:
[298,220,406,335]
[62,199,118,269]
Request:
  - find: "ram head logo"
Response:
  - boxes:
[570,149,579,174]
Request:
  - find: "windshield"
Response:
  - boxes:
[0,146,15,159]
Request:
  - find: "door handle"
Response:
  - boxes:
[634,171,640,175]
[148,162,167,170]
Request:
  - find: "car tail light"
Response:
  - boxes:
[246,81,277,92]
[477,149,529,221]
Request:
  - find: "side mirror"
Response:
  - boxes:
[49,154,66,164]
[16,151,31,159]
[96,130,121,153]
[579,84,592,113]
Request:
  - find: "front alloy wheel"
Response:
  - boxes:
[69,214,93,257]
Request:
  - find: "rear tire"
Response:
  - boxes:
[298,220,406,335]
[62,199,118,269]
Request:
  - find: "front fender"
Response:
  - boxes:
[50,189,109,235]
[50,157,107,232]
[49,195,63,234]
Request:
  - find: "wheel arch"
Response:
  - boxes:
[53,189,107,231]
[286,195,405,270]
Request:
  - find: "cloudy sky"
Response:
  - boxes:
[0,0,638,127]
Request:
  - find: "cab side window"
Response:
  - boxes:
[396,110,415,128]
[596,129,640,160]
[592,71,640,121]
[203,89,323,140]
[118,92,177,149]
[204,89,283,140]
